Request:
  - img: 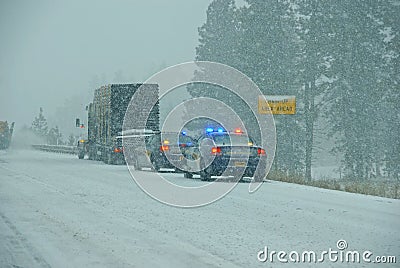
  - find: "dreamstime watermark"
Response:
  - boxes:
[122,61,277,207]
[257,240,397,264]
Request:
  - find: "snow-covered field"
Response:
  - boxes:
[0,150,399,267]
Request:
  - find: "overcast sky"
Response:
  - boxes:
[0,0,214,127]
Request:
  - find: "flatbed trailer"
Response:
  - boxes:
[78,83,159,164]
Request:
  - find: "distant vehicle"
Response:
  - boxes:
[77,83,159,164]
[185,127,267,181]
[77,139,88,159]
[143,132,196,172]
[0,121,15,150]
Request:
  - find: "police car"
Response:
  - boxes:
[185,128,267,181]
[146,131,196,172]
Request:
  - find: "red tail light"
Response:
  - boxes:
[257,148,266,155]
[114,147,122,153]
[211,147,221,154]
[160,145,169,151]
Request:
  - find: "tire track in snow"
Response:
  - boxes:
[0,212,52,268]
[0,165,66,196]
[0,163,242,268]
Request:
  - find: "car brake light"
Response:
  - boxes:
[160,145,169,151]
[211,147,221,154]
[114,147,122,153]
[234,128,242,134]
[257,148,266,155]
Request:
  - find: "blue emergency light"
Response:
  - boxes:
[206,127,214,133]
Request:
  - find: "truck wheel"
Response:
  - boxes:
[152,162,160,172]
[150,156,160,172]
[88,150,95,160]
[200,171,211,181]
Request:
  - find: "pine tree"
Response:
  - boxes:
[240,0,303,175]
[377,1,400,181]
[195,0,240,66]
[47,126,63,145]
[187,0,259,138]
[31,107,48,139]
[293,0,336,180]
[190,0,304,174]
[188,0,241,102]
[67,134,76,146]
[325,0,393,180]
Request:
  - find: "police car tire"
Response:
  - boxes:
[151,158,160,172]
[200,171,211,181]
[184,172,193,179]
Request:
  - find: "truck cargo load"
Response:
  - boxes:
[78,83,159,164]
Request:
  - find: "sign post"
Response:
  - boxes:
[258,95,296,172]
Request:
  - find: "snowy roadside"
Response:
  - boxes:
[0,149,399,267]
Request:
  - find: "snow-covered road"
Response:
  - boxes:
[0,150,399,267]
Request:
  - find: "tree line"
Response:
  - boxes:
[31,107,76,146]
[188,0,399,181]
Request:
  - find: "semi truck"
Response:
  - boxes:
[0,121,15,150]
[78,83,159,164]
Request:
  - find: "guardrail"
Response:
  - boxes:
[32,144,77,154]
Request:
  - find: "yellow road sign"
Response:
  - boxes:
[258,95,296,115]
